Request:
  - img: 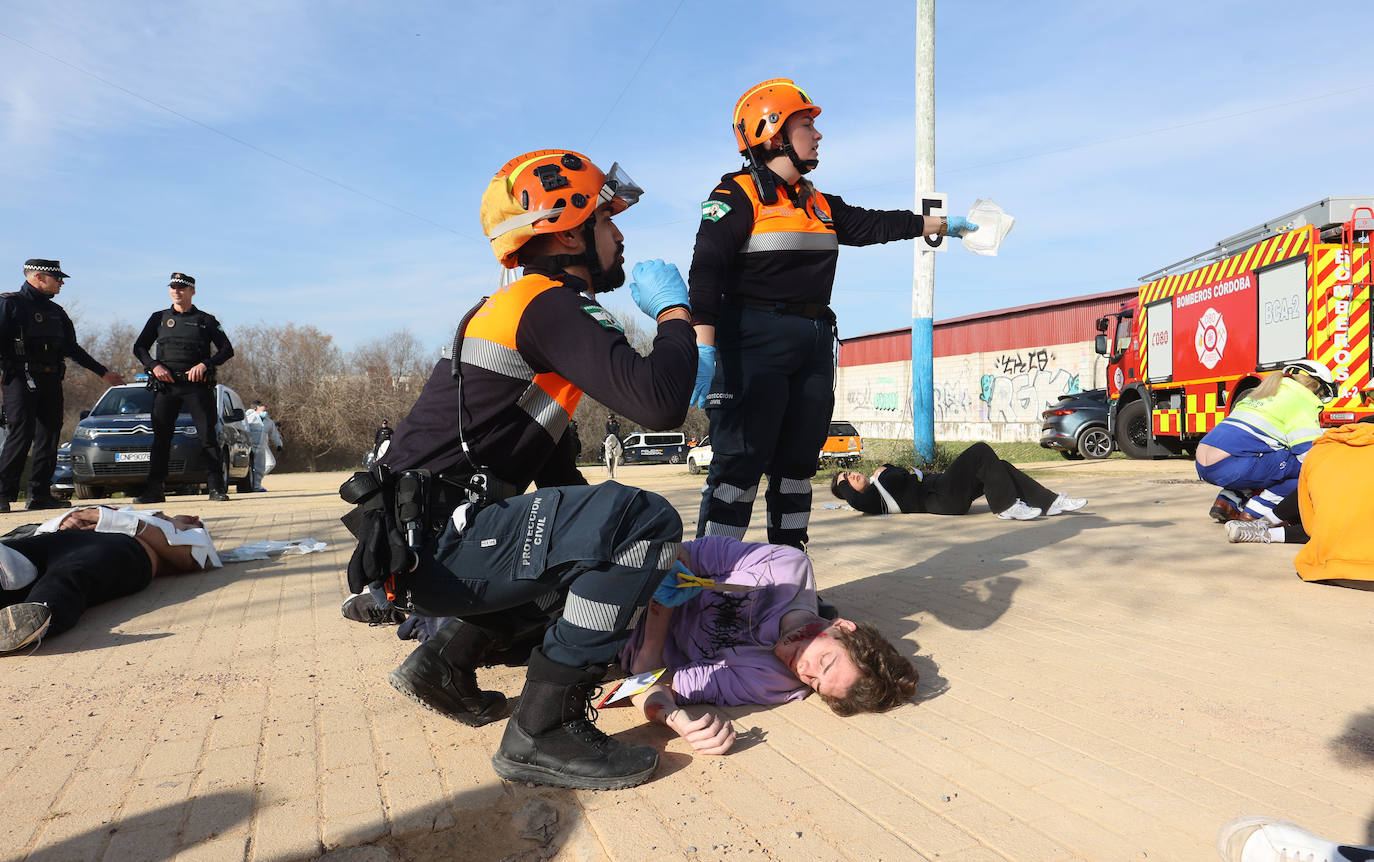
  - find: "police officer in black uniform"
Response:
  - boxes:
[0,259,126,512]
[131,273,235,504]
[348,148,695,790]
[604,413,621,441]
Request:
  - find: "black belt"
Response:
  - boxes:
[731,297,834,321]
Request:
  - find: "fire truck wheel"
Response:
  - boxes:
[1228,386,1255,414]
[1115,400,1151,460]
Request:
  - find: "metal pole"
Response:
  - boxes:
[912,0,936,463]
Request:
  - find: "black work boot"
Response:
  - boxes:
[491,647,659,790]
[134,484,165,505]
[387,619,507,726]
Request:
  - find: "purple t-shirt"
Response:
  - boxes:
[620,536,817,706]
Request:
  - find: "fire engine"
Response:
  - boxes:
[1095,197,1373,458]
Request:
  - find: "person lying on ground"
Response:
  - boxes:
[1195,360,1334,524]
[617,535,919,755]
[830,442,1085,520]
[0,507,218,653]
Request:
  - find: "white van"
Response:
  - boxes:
[620,431,688,465]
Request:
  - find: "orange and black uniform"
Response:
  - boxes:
[689,167,927,549]
[380,267,694,664]
[383,267,695,498]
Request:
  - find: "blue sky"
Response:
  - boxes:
[3,0,1371,355]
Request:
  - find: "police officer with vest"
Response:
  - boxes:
[0,260,126,512]
[689,78,979,550]
[131,273,234,504]
[351,149,695,789]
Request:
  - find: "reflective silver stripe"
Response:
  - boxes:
[563,594,619,632]
[742,232,839,253]
[535,590,561,611]
[778,511,810,530]
[613,540,650,569]
[778,477,812,495]
[626,605,645,631]
[712,482,758,504]
[518,384,570,441]
[704,521,748,539]
[461,336,534,380]
[656,542,680,571]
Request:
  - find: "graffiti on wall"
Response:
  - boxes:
[844,375,911,417]
[980,367,1081,422]
[991,349,1055,375]
[932,381,972,420]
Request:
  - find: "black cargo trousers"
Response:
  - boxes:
[402,481,682,669]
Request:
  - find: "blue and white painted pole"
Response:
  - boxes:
[912,0,938,464]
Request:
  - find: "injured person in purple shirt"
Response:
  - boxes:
[618,535,918,756]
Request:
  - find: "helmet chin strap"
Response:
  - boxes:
[779,139,818,175]
[525,214,622,292]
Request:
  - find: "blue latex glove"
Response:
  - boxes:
[652,561,702,607]
[629,259,690,319]
[947,216,979,238]
[691,344,716,409]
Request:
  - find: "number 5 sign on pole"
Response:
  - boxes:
[919,192,949,253]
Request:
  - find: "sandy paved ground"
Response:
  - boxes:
[1,459,1371,861]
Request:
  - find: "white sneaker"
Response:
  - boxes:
[1226,520,1273,544]
[996,500,1042,520]
[1215,815,1352,861]
[1046,494,1087,516]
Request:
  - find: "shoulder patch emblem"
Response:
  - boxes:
[701,200,732,222]
[815,207,833,225]
[581,304,624,333]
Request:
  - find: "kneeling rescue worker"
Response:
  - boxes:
[344,149,695,788]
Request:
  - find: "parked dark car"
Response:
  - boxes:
[68,383,255,499]
[1039,388,1114,460]
[51,442,74,499]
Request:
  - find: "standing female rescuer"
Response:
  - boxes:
[688,78,980,549]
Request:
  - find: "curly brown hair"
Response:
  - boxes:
[819,623,919,716]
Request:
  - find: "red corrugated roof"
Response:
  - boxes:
[839,288,1137,366]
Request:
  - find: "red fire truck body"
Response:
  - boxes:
[1096,198,1373,458]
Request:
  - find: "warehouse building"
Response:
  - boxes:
[836,288,1136,441]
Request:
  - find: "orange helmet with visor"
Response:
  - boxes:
[480,149,642,269]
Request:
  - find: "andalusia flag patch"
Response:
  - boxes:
[581,304,624,332]
[701,200,732,222]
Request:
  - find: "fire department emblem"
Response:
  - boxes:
[1195,307,1227,369]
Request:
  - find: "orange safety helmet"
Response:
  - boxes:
[732,78,822,153]
[480,149,642,269]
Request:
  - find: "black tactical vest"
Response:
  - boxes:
[3,290,67,373]
[154,308,215,371]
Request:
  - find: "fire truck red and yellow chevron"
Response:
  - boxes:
[1133,225,1373,436]
[1310,242,1371,412]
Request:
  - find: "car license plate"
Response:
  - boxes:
[116,451,151,462]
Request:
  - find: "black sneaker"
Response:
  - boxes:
[0,603,52,653]
[341,592,406,626]
[208,490,230,502]
[25,496,70,511]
